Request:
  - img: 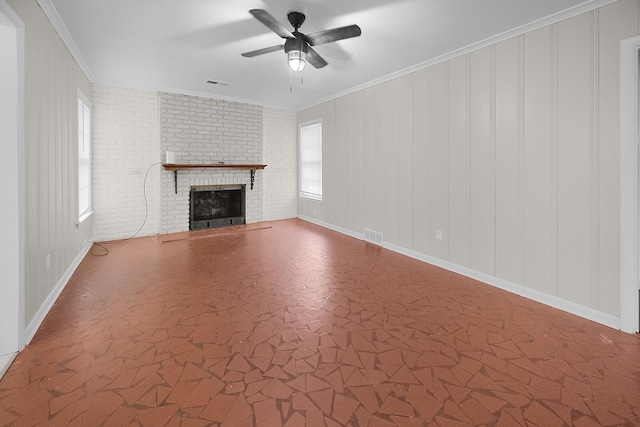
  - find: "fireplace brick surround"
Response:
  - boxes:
[160,93,263,234]
[92,86,298,241]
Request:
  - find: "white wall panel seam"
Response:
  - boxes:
[465,55,472,266]
[490,45,497,277]
[590,9,601,309]
[517,35,525,285]
[444,62,450,261]
[550,23,560,297]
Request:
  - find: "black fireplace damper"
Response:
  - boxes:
[189,185,246,230]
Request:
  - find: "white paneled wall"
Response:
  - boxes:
[298,0,640,319]
[263,108,298,221]
[92,86,160,241]
[7,0,93,325]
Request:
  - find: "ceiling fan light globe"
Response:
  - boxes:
[287,50,306,72]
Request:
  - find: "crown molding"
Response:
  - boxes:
[300,0,619,111]
[93,78,294,111]
[37,0,95,82]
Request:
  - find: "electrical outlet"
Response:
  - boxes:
[46,253,51,270]
[313,209,316,216]
[435,229,443,241]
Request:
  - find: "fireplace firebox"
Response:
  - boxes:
[190,185,246,230]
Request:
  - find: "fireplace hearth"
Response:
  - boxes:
[190,185,246,230]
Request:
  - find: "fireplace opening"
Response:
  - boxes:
[190,185,246,230]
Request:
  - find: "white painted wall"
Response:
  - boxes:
[6,0,93,327]
[263,108,298,221]
[92,86,160,241]
[0,1,23,356]
[620,34,640,332]
[298,0,640,324]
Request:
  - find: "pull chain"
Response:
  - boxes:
[289,72,305,92]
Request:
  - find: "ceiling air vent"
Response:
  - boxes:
[206,80,231,86]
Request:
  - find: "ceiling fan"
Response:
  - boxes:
[241,9,362,73]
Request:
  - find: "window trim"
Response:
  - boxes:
[77,89,92,224]
[298,119,323,202]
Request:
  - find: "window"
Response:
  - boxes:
[77,91,92,223]
[299,121,322,201]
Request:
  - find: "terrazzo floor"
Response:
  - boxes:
[1,219,639,426]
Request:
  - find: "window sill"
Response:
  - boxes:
[77,210,93,226]
[300,194,323,202]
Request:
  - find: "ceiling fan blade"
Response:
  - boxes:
[241,44,284,58]
[305,25,361,46]
[249,9,294,39]
[306,47,328,69]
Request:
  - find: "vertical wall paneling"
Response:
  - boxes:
[469,49,493,274]
[397,75,415,250]
[598,0,639,314]
[522,27,554,294]
[429,63,449,260]
[371,84,385,234]
[297,1,640,322]
[323,101,335,221]
[412,69,430,254]
[351,91,364,234]
[383,80,399,245]
[589,11,601,309]
[557,13,592,306]
[448,56,470,266]
[494,38,521,284]
[516,36,526,288]
[345,93,360,233]
[332,98,345,226]
[341,95,353,231]
[8,0,93,325]
[489,45,497,276]
[361,88,375,231]
[489,46,497,277]
[551,23,560,298]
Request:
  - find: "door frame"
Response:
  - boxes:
[620,35,640,333]
[0,0,25,356]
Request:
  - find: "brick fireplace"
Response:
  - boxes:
[159,93,263,234]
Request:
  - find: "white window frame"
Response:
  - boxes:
[299,120,323,201]
[77,90,92,224]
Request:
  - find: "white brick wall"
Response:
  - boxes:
[92,86,160,241]
[93,88,298,238]
[159,93,264,233]
[263,108,298,220]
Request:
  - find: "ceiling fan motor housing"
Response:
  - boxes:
[284,35,308,54]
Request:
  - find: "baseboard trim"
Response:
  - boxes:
[297,215,364,241]
[25,241,93,344]
[297,216,621,331]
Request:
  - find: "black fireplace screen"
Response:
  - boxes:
[190,185,246,230]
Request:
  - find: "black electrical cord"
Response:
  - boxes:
[90,161,161,256]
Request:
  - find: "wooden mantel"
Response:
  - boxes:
[163,164,267,171]
[163,164,267,193]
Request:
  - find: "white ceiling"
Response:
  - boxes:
[46,0,608,110]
